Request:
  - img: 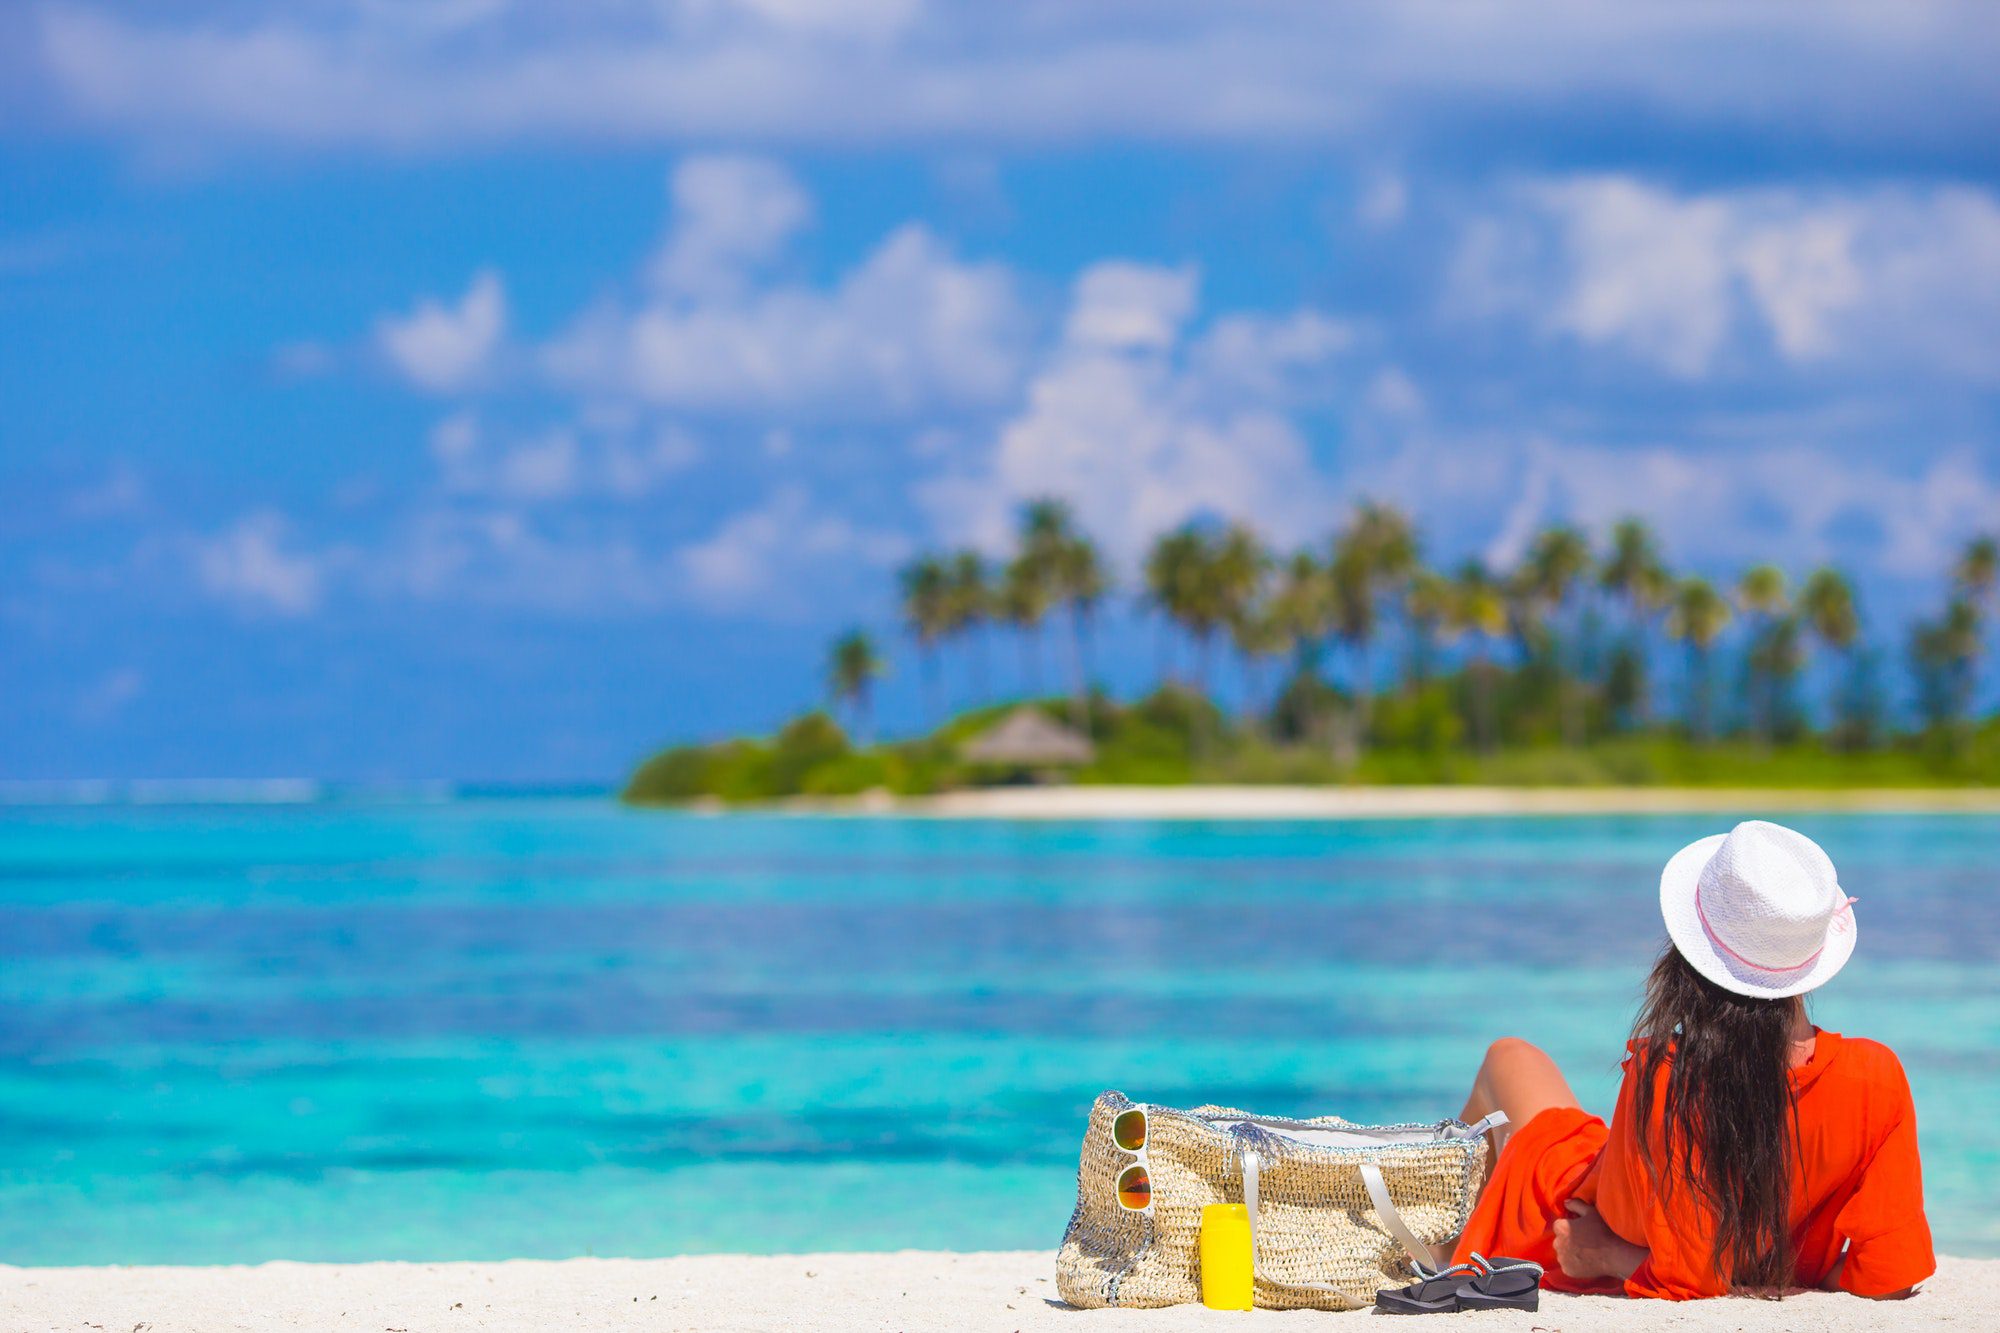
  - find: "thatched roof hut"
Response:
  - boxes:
[960,707,1095,767]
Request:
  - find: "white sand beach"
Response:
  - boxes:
[904,784,2000,820]
[1,1251,1986,1332]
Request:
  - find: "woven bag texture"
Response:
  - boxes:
[1055,1090,1491,1310]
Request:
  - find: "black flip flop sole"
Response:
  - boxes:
[1457,1265,1541,1312]
[1374,1275,1471,1314]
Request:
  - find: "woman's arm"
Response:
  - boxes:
[1552,1200,1647,1283]
[1821,1251,1916,1300]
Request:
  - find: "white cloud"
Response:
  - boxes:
[378,491,898,618]
[1358,430,2000,581]
[1734,212,1864,362]
[34,4,1998,154]
[377,269,505,391]
[675,484,907,614]
[429,412,701,502]
[273,505,688,616]
[1189,309,1354,398]
[1452,177,2000,381]
[649,155,812,299]
[545,221,1030,416]
[379,509,672,612]
[1535,179,1734,378]
[920,262,1346,561]
[193,512,325,615]
[607,426,703,496]
[351,255,1350,620]
[1364,366,1424,419]
[365,158,1027,421]
[489,429,580,501]
[1063,264,1198,351]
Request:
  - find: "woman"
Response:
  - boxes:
[1452,820,1933,1300]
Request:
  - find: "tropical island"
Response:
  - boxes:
[624,500,2000,806]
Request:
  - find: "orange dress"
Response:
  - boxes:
[1450,1031,1935,1299]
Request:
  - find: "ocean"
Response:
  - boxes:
[1,798,1992,1264]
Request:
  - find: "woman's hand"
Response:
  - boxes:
[1552,1200,1648,1283]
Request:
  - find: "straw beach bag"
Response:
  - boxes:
[1056,1090,1505,1310]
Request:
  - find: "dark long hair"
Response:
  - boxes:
[1631,944,1801,1294]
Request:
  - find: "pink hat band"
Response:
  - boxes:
[1694,880,1855,975]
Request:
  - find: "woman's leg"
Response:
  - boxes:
[1459,1037,1581,1172]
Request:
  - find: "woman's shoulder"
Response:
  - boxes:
[1828,1032,1895,1057]
[1618,1032,1910,1089]
[1813,1032,1915,1100]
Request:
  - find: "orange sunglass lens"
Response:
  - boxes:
[1117,1164,1151,1210]
[1113,1109,1147,1152]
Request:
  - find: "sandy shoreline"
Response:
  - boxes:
[886,784,2000,820]
[1,1251,1985,1331]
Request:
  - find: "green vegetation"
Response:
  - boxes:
[623,503,2000,806]
[623,687,2000,804]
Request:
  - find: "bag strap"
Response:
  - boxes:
[1363,1111,1509,1273]
[1453,1109,1509,1140]
[1360,1162,1442,1273]
[1239,1145,1341,1293]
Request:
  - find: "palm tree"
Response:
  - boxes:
[1402,567,1454,685]
[1664,579,1732,739]
[1018,498,1076,593]
[1329,501,1416,731]
[1598,518,1669,728]
[1143,526,1206,686]
[1797,566,1859,739]
[1450,559,1509,750]
[1750,616,1806,741]
[899,555,952,724]
[1519,525,1594,745]
[854,503,2000,768]
[944,550,992,703]
[1347,500,1420,581]
[1009,499,1107,725]
[1326,544,1375,709]
[1911,597,1984,737]
[1600,519,1664,603]
[1050,530,1108,729]
[1736,564,1790,742]
[1954,536,1998,605]
[1953,536,1998,714]
[826,629,885,742]
[1798,567,1858,650]
[1338,502,1418,702]
[1737,563,1789,617]
[1502,560,1551,721]
[1270,552,1331,664]
[1206,524,1270,698]
[1230,597,1289,725]
[1267,551,1331,738]
[1000,553,1053,696]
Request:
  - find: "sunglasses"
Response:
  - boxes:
[1112,1106,1152,1213]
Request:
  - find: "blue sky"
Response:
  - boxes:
[5,2,2000,782]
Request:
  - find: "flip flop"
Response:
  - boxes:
[1373,1260,1481,1314]
[1455,1252,1544,1312]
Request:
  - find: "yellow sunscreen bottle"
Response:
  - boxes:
[1200,1203,1254,1310]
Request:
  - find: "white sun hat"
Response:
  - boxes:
[1659,820,1858,999]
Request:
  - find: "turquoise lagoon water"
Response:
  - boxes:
[1,800,1995,1265]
